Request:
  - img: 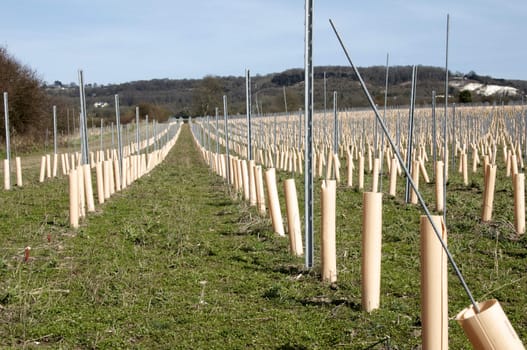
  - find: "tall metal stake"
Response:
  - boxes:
[78,70,89,165]
[274,113,277,166]
[283,86,288,114]
[3,92,10,181]
[380,53,389,192]
[207,114,212,169]
[145,115,149,153]
[405,65,417,203]
[215,107,219,155]
[246,69,252,160]
[443,14,450,225]
[99,119,103,152]
[304,0,314,269]
[115,95,123,181]
[451,103,456,169]
[323,71,327,140]
[152,121,157,151]
[432,91,437,167]
[524,99,527,167]
[284,87,289,149]
[298,108,303,150]
[66,108,70,146]
[333,91,338,155]
[223,96,230,185]
[136,106,140,157]
[53,105,58,155]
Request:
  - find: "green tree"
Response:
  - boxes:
[191,76,223,116]
[0,47,50,144]
[459,90,472,103]
[137,102,171,122]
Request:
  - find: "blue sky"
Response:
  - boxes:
[1,0,526,84]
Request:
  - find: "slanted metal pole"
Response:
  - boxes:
[329,17,480,313]
[304,0,314,269]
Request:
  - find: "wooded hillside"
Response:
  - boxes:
[47,66,527,120]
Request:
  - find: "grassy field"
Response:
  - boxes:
[0,124,526,349]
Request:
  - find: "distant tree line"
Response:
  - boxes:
[49,64,527,121]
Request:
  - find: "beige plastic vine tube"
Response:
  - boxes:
[3,159,9,190]
[513,173,525,235]
[420,215,448,350]
[389,158,397,197]
[481,164,497,222]
[95,162,104,204]
[15,156,22,187]
[456,299,524,349]
[248,160,256,206]
[361,191,382,312]
[265,168,284,236]
[69,168,79,228]
[435,161,444,213]
[255,165,266,216]
[83,164,95,212]
[321,180,337,283]
[39,156,46,183]
[284,179,303,256]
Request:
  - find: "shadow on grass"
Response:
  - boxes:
[296,296,361,311]
[276,344,308,350]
